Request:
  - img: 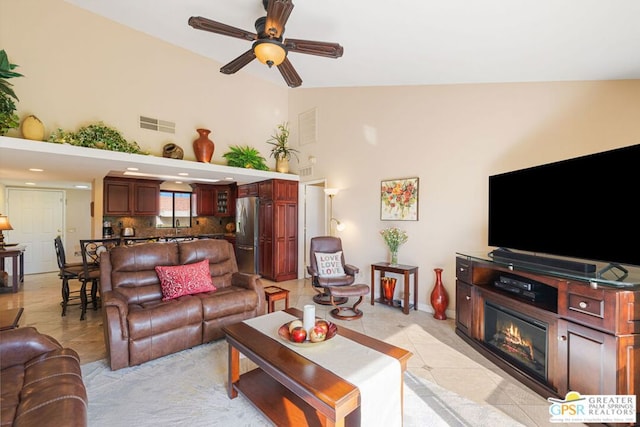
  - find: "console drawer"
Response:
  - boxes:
[559,282,616,333]
[456,257,472,284]
[568,292,604,318]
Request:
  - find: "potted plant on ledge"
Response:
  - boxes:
[0,50,23,136]
[222,145,269,170]
[267,122,299,173]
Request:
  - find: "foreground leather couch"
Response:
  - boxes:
[100,239,266,370]
[0,327,87,427]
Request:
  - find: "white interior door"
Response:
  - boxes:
[6,188,64,274]
[302,182,326,278]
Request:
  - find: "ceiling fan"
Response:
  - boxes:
[188,0,344,88]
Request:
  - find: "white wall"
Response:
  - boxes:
[288,82,640,313]
[0,0,289,164]
[0,183,5,214]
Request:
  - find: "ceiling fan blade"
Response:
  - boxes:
[283,38,344,58]
[220,49,257,75]
[277,58,302,88]
[188,16,257,42]
[265,0,294,38]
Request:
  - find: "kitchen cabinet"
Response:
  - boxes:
[191,184,215,216]
[104,177,160,216]
[214,185,235,217]
[257,179,298,282]
[237,183,258,198]
[191,184,236,217]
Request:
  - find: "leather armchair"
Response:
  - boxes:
[307,236,359,305]
[0,327,87,427]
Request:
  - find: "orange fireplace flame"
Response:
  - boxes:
[501,322,534,361]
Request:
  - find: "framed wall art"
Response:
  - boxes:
[380,177,419,221]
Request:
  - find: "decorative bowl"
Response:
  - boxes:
[278,319,338,346]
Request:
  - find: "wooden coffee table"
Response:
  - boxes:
[223,307,412,427]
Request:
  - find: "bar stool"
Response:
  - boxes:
[54,236,85,317]
[79,238,121,320]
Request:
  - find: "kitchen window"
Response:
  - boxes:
[157,191,192,228]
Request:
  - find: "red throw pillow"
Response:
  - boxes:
[155,259,216,301]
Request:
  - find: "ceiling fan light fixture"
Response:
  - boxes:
[253,39,287,68]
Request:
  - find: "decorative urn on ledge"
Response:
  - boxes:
[193,128,214,163]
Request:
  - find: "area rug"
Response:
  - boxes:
[81,341,523,426]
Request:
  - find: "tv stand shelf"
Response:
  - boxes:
[455,252,640,421]
[459,251,640,289]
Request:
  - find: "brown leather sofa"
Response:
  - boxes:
[0,327,88,427]
[100,238,266,370]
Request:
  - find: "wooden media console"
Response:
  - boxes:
[455,252,640,422]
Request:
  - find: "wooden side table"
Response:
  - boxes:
[0,245,26,293]
[0,307,24,331]
[264,286,290,313]
[370,262,418,315]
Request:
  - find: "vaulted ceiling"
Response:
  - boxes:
[2,1,639,190]
[66,0,640,88]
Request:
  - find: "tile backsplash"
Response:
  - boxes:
[104,216,234,238]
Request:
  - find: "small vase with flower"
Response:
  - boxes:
[380,227,408,266]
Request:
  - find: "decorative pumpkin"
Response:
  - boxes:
[21,115,45,141]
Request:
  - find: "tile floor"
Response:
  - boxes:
[0,272,581,427]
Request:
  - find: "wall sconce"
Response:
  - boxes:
[324,188,345,235]
[331,218,346,232]
[0,214,14,249]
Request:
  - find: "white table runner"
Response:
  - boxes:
[244,311,402,427]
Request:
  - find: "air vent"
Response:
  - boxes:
[298,165,313,177]
[140,116,175,134]
[298,108,317,145]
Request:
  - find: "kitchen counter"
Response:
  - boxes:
[196,234,227,239]
[120,234,235,244]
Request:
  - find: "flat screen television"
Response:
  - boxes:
[488,143,640,269]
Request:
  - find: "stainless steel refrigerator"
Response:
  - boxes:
[235,196,259,274]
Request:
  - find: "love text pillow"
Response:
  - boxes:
[314,251,345,277]
[155,259,216,301]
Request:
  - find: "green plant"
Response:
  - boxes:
[48,122,147,154]
[222,145,269,170]
[267,122,299,161]
[0,50,23,135]
[0,50,23,101]
[0,93,19,135]
[379,227,408,253]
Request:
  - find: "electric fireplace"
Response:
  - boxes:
[484,301,548,382]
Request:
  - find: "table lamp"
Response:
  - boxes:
[0,214,13,250]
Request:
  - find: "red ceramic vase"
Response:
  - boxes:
[193,128,214,163]
[382,277,397,301]
[430,268,449,320]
